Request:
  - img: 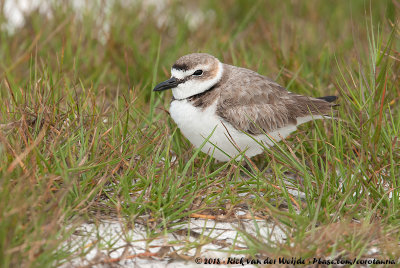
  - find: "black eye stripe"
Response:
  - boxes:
[177,76,190,83]
[174,70,204,84]
[193,70,203,76]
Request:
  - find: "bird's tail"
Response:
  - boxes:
[317,95,338,103]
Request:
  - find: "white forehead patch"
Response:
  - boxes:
[171,64,209,79]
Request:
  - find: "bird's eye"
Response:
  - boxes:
[193,70,203,76]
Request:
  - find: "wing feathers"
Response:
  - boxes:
[216,64,337,135]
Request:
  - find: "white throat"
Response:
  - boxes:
[171,62,224,100]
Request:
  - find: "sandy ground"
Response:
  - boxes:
[60,218,286,267]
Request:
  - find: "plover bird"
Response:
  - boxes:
[153,53,337,162]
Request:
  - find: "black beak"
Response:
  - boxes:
[153,77,179,92]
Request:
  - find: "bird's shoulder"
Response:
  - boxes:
[220,64,287,98]
[216,64,294,134]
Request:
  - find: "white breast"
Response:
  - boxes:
[169,100,299,162]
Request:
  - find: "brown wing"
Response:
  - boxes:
[216,65,336,135]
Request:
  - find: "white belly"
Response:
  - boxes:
[169,99,297,162]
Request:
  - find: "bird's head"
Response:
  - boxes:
[153,53,223,100]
